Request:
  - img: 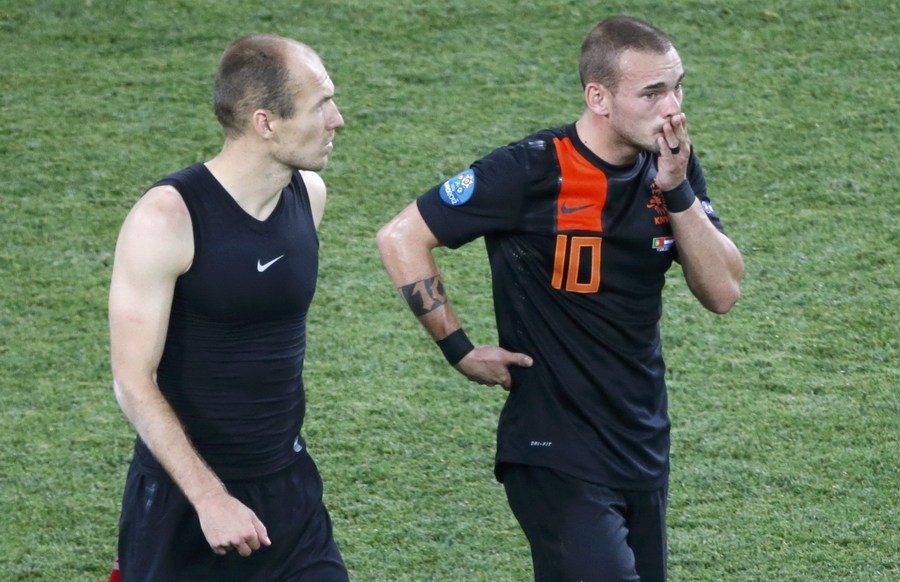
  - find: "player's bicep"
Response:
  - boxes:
[109,264,172,377]
[377,202,443,285]
[109,188,193,383]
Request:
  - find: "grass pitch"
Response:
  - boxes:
[0,0,897,579]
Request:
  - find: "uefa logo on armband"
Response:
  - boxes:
[440,169,476,206]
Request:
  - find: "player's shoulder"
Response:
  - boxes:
[298,170,325,195]
[297,170,326,228]
[486,126,562,177]
[503,126,561,154]
[474,127,556,168]
[125,184,192,238]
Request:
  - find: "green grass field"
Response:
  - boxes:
[1,0,897,579]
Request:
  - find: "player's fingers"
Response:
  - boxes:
[674,114,690,146]
[496,370,513,391]
[475,365,507,388]
[253,516,272,546]
[245,533,262,552]
[661,121,678,148]
[236,540,253,557]
[512,353,533,368]
[657,136,673,156]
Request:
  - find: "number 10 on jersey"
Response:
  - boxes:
[551,234,602,293]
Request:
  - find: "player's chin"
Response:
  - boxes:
[303,150,330,171]
[648,137,665,155]
[311,156,329,172]
[318,144,334,166]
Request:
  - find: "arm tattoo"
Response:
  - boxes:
[400,275,448,317]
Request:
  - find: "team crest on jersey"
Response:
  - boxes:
[439,169,476,206]
[647,192,667,216]
[648,180,670,225]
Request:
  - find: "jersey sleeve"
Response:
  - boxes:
[687,154,726,235]
[416,141,541,249]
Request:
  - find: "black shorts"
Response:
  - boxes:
[117,451,348,582]
[501,463,667,582]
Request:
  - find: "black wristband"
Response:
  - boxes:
[436,329,475,366]
[662,180,696,213]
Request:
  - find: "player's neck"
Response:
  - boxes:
[575,112,640,167]
[205,141,292,221]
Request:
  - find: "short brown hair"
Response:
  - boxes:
[213,35,308,137]
[579,16,673,90]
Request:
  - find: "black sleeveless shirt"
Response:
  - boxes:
[134,164,318,480]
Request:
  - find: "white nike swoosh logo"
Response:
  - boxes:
[257,254,285,272]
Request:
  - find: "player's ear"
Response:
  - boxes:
[584,82,610,116]
[251,109,275,138]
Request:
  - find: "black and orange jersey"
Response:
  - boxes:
[417,123,726,490]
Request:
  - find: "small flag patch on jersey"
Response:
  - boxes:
[439,169,476,206]
[652,236,675,252]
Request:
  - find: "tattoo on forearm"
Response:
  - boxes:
[400,275,447,317]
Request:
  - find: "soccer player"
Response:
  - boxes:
[108,35,348,580]
[376,16,744,581]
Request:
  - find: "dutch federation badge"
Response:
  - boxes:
[439,169,476,206]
